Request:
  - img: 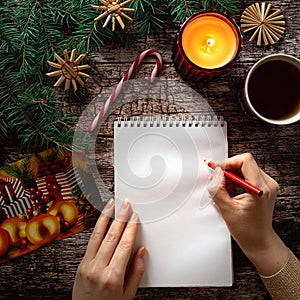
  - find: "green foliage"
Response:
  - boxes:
[168,0,240,23]
[11,87,76,150]
[202,0,240,15]
[0,0,241,151]
[0,0,88,150]
[1,157,36,188]
[168,0,202,23]
[129,0,168,34]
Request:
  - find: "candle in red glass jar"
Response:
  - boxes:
[172,11,242,81]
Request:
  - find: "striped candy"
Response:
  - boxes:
[87,49,162,132]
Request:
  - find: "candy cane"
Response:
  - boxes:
[87,49,163,132]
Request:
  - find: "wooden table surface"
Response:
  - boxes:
[0,1,299,299]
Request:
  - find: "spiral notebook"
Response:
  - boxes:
[114,115,232,287]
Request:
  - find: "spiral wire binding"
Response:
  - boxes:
[117,115,225,127]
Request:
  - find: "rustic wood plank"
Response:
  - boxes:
[0,0,299,299]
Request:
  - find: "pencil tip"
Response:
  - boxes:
[204,159,209,165]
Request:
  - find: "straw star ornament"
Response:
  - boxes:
[92,0,135,31]
[46,49,90,92]
[241,2,285,46]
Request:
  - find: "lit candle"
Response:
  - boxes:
[172,11,242,80]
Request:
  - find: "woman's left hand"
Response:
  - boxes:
[72,199,145,300]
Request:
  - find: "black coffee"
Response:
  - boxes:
[248,60,300,120]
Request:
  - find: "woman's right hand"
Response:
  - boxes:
[207,153,288,276]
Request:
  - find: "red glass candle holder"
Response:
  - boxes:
[172,11,242,81]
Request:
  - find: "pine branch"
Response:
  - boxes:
[0,0,82,150]
[0,117,9,140]
[0,56,23,140]
[129,0,168,34]
[51,1,116,53]
[16,0,63,81]
[0,0,242,151]
[0,59,75,150]
[8,87,76,150]
[168,0,202,23]
[202,0,240,15]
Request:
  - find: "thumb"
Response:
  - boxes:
[124,246,145,299]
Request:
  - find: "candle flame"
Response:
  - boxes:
[200,37,216,54]
[207,38,215,47]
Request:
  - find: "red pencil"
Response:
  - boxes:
[204,160,263,197]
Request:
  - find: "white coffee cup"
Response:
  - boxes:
[244,54,300,125]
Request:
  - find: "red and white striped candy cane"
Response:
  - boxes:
[87,49,162,132]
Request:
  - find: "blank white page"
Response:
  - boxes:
[114,117,232,287]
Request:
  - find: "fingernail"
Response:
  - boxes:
[102,199,115,215]
[105,198,115,209]
[129,211,139,223]
[139,246,146,258]
[121,198,130,210]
